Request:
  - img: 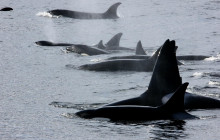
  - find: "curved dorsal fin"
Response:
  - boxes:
[105,32,122,48]
[161,83,188,112]
[97,40,106,49]
[135,41,147,55]
[104,2,121,19]
[141,39,182,106]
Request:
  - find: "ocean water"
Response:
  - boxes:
[0,0,220,139]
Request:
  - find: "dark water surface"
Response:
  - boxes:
[1,0,220,139]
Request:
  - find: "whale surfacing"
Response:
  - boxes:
[48,2,121,19]
[106,39,220,110]
[66,44,109,56]
[76,83,196,121]
[79,40,175,71]
[35,41,74,46]
[0,7,13,11]
[136,41,147,55]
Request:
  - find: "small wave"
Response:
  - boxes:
[65,64,78,69]
[193,72,204,77]
[208,80,220,86]
[90,58,103,62]
[49,101,106,110]
[192,72,220,78]
[61,113,78,119]
[199,115,217,120]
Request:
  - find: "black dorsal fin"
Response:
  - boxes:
[104,2,121,19]
[105,33,122,48]
[97,40,106,49]
[141,39,182,106]
[149,46,161,62]
[135,41,147,55]
[161,83,188,112]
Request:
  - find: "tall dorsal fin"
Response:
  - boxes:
[141,39,182,106]
[161,83,188,112]
[97,40,106,49]
[104,2,121,19]
[149,45,183,65]
[105,33,122,48]
[135,41,147,55]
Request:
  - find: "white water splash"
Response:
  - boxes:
[36,12,53,18]
[205,54,220,61]
[193,72,204,77]
[208,80,220,86]
[90,58,102,62]
[81,53,89,56]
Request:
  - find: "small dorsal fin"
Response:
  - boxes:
[105,33,122,48]
[141,39,182,106]
[97,40,106,49]
[161,83,188,112]
[135,41,147,55]
[104,2,121,19]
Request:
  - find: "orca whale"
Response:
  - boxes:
[35,39,108,55]
[34,33,131,50]
[76,83,197,121]
[79,59,155,71]
[106,39,220,110]
[48,2,121,19]
[35,41,74,46]
[0,7,13,11]
[104,33,134,51]
[66,42,109,56]
[107,41,210,61]
[135,41,147,55]
[79,40,183,71]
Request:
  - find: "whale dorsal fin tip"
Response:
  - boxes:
[135,40,147,55]
[97,40,106,49]
[142,39,182,105]
[104,2,121,18]
[161,83,189,112]
[105,32,122,48]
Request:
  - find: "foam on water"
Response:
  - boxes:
[208,80,220,86]
[36,12,60,18]
[205,54,220,61]
[36,12,53,18]
[91,58,103,62]
[193,72,204,77]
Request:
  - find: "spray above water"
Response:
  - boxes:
[36,12,54,18]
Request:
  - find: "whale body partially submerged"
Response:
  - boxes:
[48,2,121,19]
[76,83,197,121]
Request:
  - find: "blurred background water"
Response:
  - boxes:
[0,0,220,139]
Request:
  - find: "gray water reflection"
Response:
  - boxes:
[149,120,187,140]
